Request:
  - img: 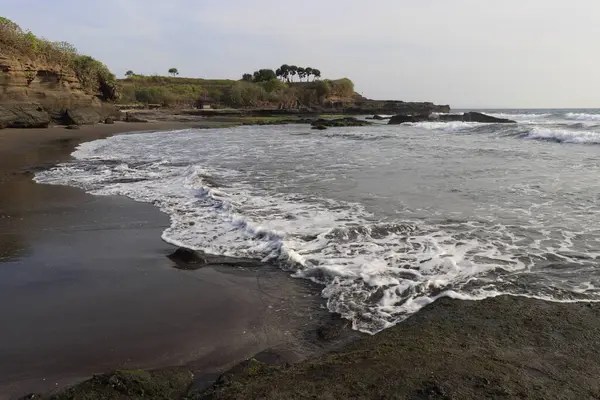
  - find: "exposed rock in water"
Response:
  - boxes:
[0,102,50,128]
[312,124,328,130]
[168,247,264,270]
[388,115,422,124]
[389,111,516,125]
[168,248,207,268]
[366,115,391,120]
[463,111,516,123]
[340,100,451,115]
[310,117,371,128]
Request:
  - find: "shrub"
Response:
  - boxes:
[329,78,355,97]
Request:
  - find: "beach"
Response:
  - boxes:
[0,122,350,398]
[3,120,600,399]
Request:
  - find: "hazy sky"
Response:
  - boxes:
[3,0,599,108]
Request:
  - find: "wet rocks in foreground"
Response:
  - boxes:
[168,247,263,270]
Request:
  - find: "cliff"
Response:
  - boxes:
[0,54,118,128]
[0,17,119,128]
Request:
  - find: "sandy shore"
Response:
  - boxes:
[0,123,350,399]
[4,122,600,399]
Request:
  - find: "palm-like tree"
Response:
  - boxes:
[289,65,298,82]
[279,64,290,82]
[297,67,306,81]
[312,69,321,80]
[305,67,313,81]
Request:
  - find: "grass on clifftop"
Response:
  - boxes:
[118,74,357,109]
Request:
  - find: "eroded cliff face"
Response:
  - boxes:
[0,54,118,128]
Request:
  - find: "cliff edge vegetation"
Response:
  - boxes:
[118,73,357,110]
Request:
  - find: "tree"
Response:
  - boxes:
[279,64,290,82]
[168,68,179,77]
[297,67,306,82]
[289,65,298,82]
[251,69,277,83]
[125,70,134,78]
[305,67,313,81]
[242,73,253,82]
[312,69,321,80]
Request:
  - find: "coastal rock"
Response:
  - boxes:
[104,116,115,124]
[312,125,327,130]
[388,115,423,124]
[344,100,450,116]
[437,114,465,122]
[168,248,207,268]
[389,112,516,125]
[0,54,119,127]
[463,111,515,123]
[125,112,148,123]
[64,107,103,125]
[366,115,392,120]
[0,102,51,129]
[310,117,371,128]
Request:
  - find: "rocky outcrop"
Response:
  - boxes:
[64,107,104,125]
[388,115,421,124]
[389,112,516,125]
[0,54,119,128]
[310,117,371,129]
[0,102,51,128]
[463,112,515,123]
[366,115,392,120]
[345,100,450,116]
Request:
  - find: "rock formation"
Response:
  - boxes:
[0,54,120,128]
[389,111,516,125]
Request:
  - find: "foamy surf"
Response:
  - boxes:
[34,119,600,334]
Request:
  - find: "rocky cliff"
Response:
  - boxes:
[0,54,119,128]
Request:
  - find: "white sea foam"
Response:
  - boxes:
[565,112,600,121]
[525,127,600,144]
[33,127,600,334]
[488,112,551,120]
[409,121,483,132]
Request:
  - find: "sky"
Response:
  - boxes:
[2,0,599,108]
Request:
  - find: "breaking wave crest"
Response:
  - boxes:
[35,123,600,333]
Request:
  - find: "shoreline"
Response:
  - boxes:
[0,122,358,399]
[3,122,600,399]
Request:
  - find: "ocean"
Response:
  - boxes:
[35,109,600,334]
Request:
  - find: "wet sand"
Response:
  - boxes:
[0,123,340,398]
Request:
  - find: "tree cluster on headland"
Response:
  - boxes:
[0,15,354,110]
[243,65,321,83]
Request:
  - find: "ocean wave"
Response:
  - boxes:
[523,127,600,144]
[33,127,600,334]
[410,118,600,145]
[408,121,484,133]
[565,112,600,121]
[488,112,551,120]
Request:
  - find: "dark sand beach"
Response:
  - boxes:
[0,123,346,399]
[3,122,600,400]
